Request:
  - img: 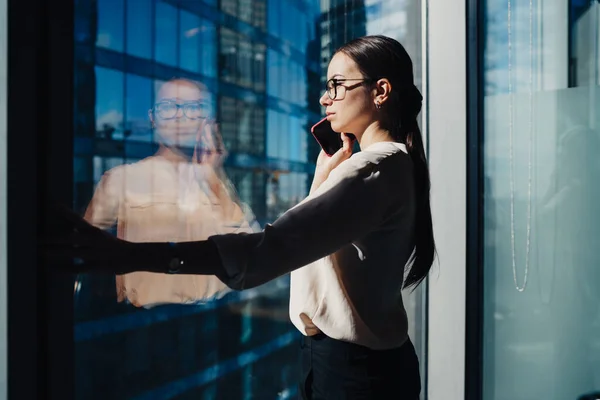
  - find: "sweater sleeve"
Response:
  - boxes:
[210,154,406,290]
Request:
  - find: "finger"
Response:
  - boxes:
[340,133,353,153]
[330,135,352,162]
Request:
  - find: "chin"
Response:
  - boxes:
[330,120,345,133]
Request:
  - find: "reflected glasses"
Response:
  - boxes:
[154,101,210,120]
[326,78,372,100]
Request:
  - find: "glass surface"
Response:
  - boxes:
[155,1,178,66]
[180,10,200,72]
[482,1,600,399]
[126,0,152,59]
[72,0,428,398]
[125,74,152,143]
[95,67,124,141]
[199,20,218,78]
[96,0,123,52]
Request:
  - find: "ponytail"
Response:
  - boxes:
[394,88,436,290]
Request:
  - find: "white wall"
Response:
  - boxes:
[426,0,467,399]
[0,0,8,397]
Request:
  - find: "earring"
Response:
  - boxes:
[375,101,382,109]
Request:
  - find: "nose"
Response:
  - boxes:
[319,91,332,107]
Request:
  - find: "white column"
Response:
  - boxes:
[0,0,7,397]
[426,0,467,399]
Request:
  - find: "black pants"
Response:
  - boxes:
[299,333,421,400]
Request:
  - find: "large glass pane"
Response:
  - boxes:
[95,67,124,140]
[483,1,600,399]
[180,10,200,72]
[96,0,124,52]
[155,1,178,66]
[199,20,218,78]
[126,0,152,59]
[72,0,428,398]
[125,74,152,143]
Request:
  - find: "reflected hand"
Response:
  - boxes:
[40,203,131,273]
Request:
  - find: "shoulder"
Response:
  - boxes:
[329,142,411,182]
[311,142,412,204]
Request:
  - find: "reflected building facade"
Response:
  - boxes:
[72,0,321,398]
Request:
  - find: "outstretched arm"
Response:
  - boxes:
[45,153,406,292]
[178,155,405,290]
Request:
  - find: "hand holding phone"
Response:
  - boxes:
[311,117,355,156]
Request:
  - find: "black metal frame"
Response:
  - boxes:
[7,0,75,398]
[465,0,484,399]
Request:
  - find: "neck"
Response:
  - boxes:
[356,121,395,150]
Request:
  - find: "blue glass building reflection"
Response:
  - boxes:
[71,0,425,398]
[72,0,323,398]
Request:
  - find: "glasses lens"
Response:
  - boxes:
[156,102,177,119]
[183,103,207,119]
[326,79,336,99]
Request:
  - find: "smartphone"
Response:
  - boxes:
[310,117,355,156]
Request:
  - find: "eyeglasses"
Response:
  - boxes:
[154,101,210,120]
[326,78,372,100]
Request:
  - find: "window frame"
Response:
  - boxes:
[7,0,76,398]
[426,0,469,398]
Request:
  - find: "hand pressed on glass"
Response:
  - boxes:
[42,203,131,273]
[42,203,223,277]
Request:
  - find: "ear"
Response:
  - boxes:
[148,109,154,126]
[372,78,392,107]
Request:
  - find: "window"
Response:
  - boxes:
[253,43,266,92]
[219,96,238,152]
[267,0,280,37]
[221,0,267,29]
[71,0,428,398]
[481,1,600,399]
[96,0,124,52]
[267,172,307,220]
[199,20,218,77]
[220,28,265,91]
[220,96,265,156]
[265,110,309,162]
[154,1,178,66]
[125,74,152,143]
[220,27,238,85]
[126,0,152,59]
[238,36,253,88]
[266,50,281,98]
[95,67,124,140]
[266,109,279,158]
[180,10,200,72]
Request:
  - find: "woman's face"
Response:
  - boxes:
[151,80,209,148]
[320,52,375,134]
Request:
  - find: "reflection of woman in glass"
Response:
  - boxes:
[48,36,434,398]
[84,77,251,307]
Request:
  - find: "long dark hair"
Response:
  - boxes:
[337,35,436,289]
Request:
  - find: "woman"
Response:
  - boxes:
[83,77,252,307]
[47,35,435,399]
